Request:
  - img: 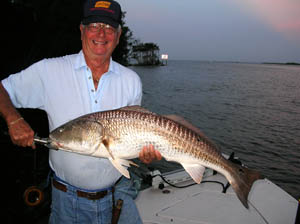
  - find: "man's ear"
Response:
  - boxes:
[116,29,122,45]
[79,24,84,40]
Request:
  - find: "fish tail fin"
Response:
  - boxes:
[229,164,263,209]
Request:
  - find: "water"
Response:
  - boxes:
[130,61,300,200]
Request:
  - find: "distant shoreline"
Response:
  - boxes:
[262,62,300,66]
[129,60,300,66]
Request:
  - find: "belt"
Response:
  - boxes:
[52,179,109,200]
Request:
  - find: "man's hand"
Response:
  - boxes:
[8,118,35,149]
[0,83,35,149]
[139,144,162,164]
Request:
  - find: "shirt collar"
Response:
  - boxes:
[74,50,86,70]
[74,50,119,75]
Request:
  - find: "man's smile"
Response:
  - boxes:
[93,40,107,45]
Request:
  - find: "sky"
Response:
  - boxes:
[119,0,300,63]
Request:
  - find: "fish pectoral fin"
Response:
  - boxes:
[108,157,130,179]
[181,163,206,184]
[102,138,115,160]
[127,160,139,167]
[101,139,132,178]
[117,159,139,168]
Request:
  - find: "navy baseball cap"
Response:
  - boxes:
[82,0,122,28]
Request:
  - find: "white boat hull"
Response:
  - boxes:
[136,169,298,224]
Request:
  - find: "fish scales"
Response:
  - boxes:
[81,109,228,168]
[49,106,263,208]
[98,110,221,164]
[131,112,252,188]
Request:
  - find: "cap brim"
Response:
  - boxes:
[82,16,119,28]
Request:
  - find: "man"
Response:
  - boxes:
[0,0,161,223]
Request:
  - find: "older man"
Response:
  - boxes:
[0,0,161,223]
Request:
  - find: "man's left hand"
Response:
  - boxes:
[139,144,162,164]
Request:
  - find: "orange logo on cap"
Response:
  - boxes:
[95,1,111,8]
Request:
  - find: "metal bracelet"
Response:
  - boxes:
[8,117,24,127]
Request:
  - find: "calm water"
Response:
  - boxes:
[131,61,300,200]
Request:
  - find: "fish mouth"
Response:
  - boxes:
[49,141,64,150]
[48,136,64,150]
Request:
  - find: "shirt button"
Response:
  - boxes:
[95,100,98,104]
[89,76,92,79]
[91,89,94,92]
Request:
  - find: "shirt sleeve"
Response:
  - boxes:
[1,60,45,109]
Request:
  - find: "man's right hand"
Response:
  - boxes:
[8,118,35,149]
[0,83,35,149]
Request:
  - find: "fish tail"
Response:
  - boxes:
[229,164,263,209]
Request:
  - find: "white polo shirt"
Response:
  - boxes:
[2,51,142,189]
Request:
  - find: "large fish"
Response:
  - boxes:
[49,106,262,208]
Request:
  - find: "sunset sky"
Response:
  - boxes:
[119,0,300,63]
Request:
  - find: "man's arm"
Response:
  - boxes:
[0,83,35,148]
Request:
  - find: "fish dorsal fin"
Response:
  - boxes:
[181,163,206,184]
[163,114,215,145]
[163,114,205,136]
[119,105,156,114]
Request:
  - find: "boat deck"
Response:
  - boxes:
[136,169,298,224]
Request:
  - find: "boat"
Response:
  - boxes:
[9,151,300,224]
[135,155,299,224]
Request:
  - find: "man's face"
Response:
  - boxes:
[80,23,122,60]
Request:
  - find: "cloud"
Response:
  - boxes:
[231,0,300,39]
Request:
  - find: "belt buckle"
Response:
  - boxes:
[87,192,100,200]
[79,190,107,200]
